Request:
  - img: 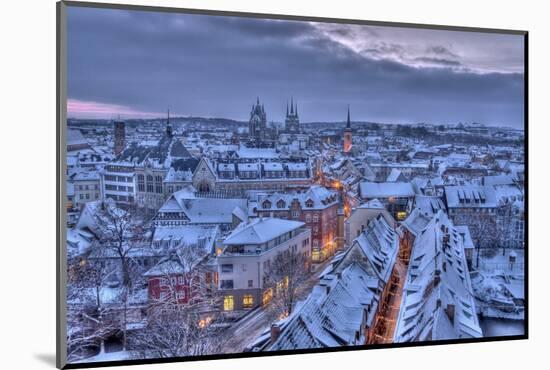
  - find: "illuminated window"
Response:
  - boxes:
[397,211,407,221]
[276,280,284,293]
[223,295,234,311]
[312,249,320,262]
[262,288,273,306]
[243,295,254,309]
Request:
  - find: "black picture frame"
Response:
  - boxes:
[56,1,528,368]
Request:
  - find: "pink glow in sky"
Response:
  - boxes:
[67,99,164,119]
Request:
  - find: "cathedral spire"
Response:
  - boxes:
[346,105,351,129]
[166,108,173,138]
[295,100,298,116]
[286,101,289,116]
[290,97,294,115]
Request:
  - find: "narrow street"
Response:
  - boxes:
[218,257,333,353]
[370,256,409,344]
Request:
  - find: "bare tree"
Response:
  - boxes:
[132,243,222,359]
[66,258,117,362]
[264,248,309,317]
[91,202,147,350]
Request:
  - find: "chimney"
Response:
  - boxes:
[445,303,456,325]
[442,261,447,272]
[271,323,281,343]
[434,269,441,286]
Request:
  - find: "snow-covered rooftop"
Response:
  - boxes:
[394,211,482,342]
[223,218,304,245]
[359,181,415,198]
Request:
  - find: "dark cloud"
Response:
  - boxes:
[67,6,524,128]
[426,45,459,59]
[414,57,462,66]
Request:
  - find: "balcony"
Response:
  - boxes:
[220,228,310,257]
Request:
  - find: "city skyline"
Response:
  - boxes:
[67,7,525,127]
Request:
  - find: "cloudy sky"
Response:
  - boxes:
[67,6,525,127]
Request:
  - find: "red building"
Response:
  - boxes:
[144,256,218,306]
[255,185,339,262]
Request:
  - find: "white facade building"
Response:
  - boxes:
[217,218,311,312]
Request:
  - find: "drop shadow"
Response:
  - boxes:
[34,353,57,367]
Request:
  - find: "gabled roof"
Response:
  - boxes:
[400,208,432,236]
[157,188,247,224]
[351,215,399,283]
[394,211,482,342]
[386,168,408,182]
[257,185,338,211]
[444,185,497,208]
[413,195,446,217]
[253,262,378,352]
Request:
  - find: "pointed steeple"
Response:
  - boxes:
[346,105,351,129]
[286,102,289,116]
[257,96,260,105]
[290,97,294,115]
[295,100,298,116]
[166,108,173,138]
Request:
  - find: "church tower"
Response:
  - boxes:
[285,97,300,133]
[249,97,267,142]
[166,109,173,138]
[114,118,125,155]
[343,106,352,153]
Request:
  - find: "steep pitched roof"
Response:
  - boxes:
[394,211,482,342]
[252,263,378,352]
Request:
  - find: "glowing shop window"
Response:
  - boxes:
[397,211,407,221]
[223,295,234,311]
[243,295,254,309]
[312,249,320,262]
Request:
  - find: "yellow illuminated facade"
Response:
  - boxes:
[243,295,254,308]
[262,288,273,306]
[223,295,234,311]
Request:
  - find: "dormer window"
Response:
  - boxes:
[262,200,272,209]
[305,199,314,208]
[277,199,286,208]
